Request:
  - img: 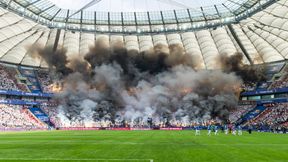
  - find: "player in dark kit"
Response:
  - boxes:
[248,124,253,134]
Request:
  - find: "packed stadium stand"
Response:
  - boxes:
[0,104,47,130]
[37,70,53,93]
[0,0,287,132]
[229,104,256,123]
[0,65,19,91]
[251,103,288,126]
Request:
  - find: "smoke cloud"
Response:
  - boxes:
[29,37,264,127]
[219,52,267,82]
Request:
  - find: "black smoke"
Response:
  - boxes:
[219,52,267,83]
[29,38,264,127]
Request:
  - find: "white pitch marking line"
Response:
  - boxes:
[0,158,153,161]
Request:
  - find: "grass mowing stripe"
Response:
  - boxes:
[0,141,287,146]
[0,158,153,161]
[0,131,287,162]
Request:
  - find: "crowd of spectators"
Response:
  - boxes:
[0,66,19,91]
[229,104,255,123]
[269,65,288,89]
[241,82,256,91]
[1,62,288,130]
[0,104,47,130]
[40,102,62,127]
[37,70,53,93]
[250,103,288,127]
[0,65,29,92]
[270,73,288,89]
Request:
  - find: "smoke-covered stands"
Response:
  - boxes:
[0,58,287,132]
[24,39,266,129]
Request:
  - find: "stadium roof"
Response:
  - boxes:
[48,0,227,12]
[0,0,276,33]
[0,0,287,68]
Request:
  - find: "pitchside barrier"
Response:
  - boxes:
[0,128,47,131]
[0,158,154,161]
[57,127,186,131]
[59,127,100,130]
[0,127,205,131]
[159,128,182,130]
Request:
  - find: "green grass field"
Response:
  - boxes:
[0,130,287,162]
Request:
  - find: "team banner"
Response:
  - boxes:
[257,98,288,104]
[241,87,288,96]
[130,128,152,130]
[107,128,131,130]
[0,99,39,105]
[59,127,100,130]
[0,128,47,131]
[0,90,53,97]
[160,128,182,130]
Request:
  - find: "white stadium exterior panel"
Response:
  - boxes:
[152,35,168,46]
[80,33,95,56]
[196,30,219,69]
[124,35,139,51]
[181,32,205,69]
[21,30,50,67]
[139,35,153,52]
[63,31,80,58]
[1,31,43,64]
[0,0,286,68]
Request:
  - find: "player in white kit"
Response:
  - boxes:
[207,124,211,136]
[214,125,219,135]
[195,124,201,136]
[237,125,242,135]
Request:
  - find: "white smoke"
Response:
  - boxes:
[54,63,241,127]
[31,41,248,127]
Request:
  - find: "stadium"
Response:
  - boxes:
[0,0,287,161]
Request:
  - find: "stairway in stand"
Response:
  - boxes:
[18,67,42,93]
[28,107,54,128]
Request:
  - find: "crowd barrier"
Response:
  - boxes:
[106,128,131,130]
[130,128,152,130]
[241,87,288,96]
[0,90,52,97]
[59,127,100,130]
[0,99,39,105]
[56,127,185,131]
[0,128,48,131]
[160,128,182,130]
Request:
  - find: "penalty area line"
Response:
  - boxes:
[0,158,154,162]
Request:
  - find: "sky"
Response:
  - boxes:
[48,0,226,12]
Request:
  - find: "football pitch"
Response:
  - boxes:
[0,130,287,162]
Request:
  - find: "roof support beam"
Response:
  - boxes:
[5,0,13,9]
[200,7,208,22]
[66,0,102,20]
[222,3,236,16]
[227,0,249,9]
[227,24,253,65]
[37,5,55,16]
[187,9,193,23]
[24,0,41,8]
[80,11,83,31]
[214,5,221,17]
[147,12,152,33]
[173,10,179,30]
[121,12,124,33]
[49,9,61,21]
[94,11,97,32]
[160,11,166,32]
